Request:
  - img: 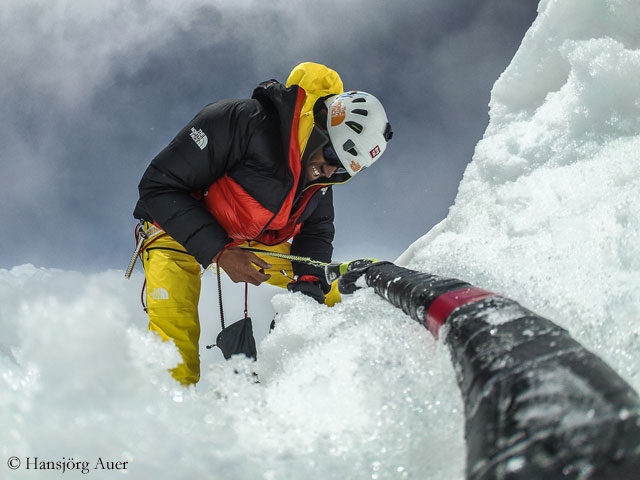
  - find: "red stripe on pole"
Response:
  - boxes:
[426,288,496,337]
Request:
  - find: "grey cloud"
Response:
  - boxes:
[0,0,538,270]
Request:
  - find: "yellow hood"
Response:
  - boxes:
[286,62,344,156]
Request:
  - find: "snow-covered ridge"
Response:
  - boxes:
[401,0,640,391]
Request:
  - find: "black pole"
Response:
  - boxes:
[359,262,640,479]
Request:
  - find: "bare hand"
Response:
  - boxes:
[214,247,271,286]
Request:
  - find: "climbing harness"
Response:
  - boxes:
[124,222,165,279]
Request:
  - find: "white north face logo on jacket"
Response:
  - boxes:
[149,288,169,300]
[190,127,208,150]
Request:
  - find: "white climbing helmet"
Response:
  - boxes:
[324,91,393,177]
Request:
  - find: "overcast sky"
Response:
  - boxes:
[0,0,539,272]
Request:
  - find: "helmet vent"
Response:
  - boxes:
[353,97,366,103]
[343,139,358,156]
[352,109,368,116]
[346,121,363,134]
[384,122,393,141]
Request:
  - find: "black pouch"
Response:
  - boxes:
[214,317,257,360]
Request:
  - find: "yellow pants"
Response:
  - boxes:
[141,223,340,385]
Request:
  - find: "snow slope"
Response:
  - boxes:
[2,0,640,479]
[397,0,640,392]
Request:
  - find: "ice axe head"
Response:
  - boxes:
[325,259,389,294]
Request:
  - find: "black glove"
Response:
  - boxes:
[287,275,325,304]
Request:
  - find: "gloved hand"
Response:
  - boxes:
[287,275,325,304]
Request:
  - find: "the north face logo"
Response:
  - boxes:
[190,127,208,150]
[149,288,169,300]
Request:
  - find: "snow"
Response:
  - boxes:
[2,0,640,478]
[398,0,640,392]
[1,266,463,479]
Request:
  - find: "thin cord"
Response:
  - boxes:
[217,264,225,329]
[237,245,332,267]
[244,282,248,319]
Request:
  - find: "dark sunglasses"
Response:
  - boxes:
[322,144,342,167]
